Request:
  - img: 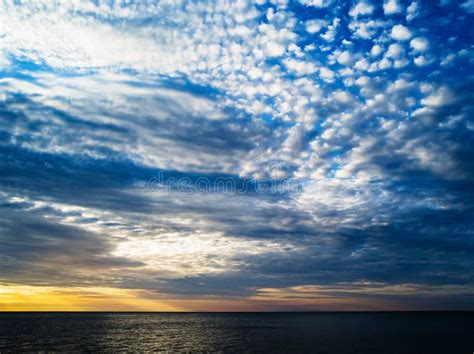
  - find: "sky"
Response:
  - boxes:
[0,0,473,311]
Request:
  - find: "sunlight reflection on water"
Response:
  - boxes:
[0,312,473,353]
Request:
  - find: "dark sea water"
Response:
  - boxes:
[0,312,473,353]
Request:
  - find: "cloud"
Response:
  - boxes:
[319,67,335,82]
[284,58,317,76]
[337,50,353,65]
[0,52,10,67]
[391,24,412,41]
[406,1,419,21]
[349,1,375,17]
[0,207,144,286]
[299,0,333,8]
[348,19,386,39]
[386,43,404,58]
[410,37,430,53]
[0,0,473,309]
[305,19,327,34]
[371,44,383,56]
[283,124,305,155]
[321,18,339,42]
[460,0,474,13]
[413,55,435,67]
[384,0,404,15]
[421,86,456,107]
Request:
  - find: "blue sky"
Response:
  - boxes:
[0,0,473,310]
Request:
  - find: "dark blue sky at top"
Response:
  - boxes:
[0,0,473,309]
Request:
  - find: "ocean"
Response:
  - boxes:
[0,312,473,353]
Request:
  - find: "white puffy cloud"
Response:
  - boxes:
[264,41,286,57]
[371,44,383,56]
[386,43,404,58]
[384,0,403,15]
[283,123,305,155]
[284,58,317,75]
[378,57,392,70]
[337,50,353,65]
[348,19,386,39]
[410,37,429,53]
[321,18,339,42]
[393,58,409,68]
[421,86,456,107]
[354,58,369,71]
[355,75,370,87]
[391,24,412,41]
[305,19,327,34]
[349,1,375,17]
[319,67,335,82]
[413,55,434,67]
[389,78,414,92]
[299,0,333,7]
[406,1,419,21]
[332,90,354,104]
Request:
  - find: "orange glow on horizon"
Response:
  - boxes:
[0,283,183,312]
[0,283,408,312]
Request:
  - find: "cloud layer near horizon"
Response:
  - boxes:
[1,0,474,310]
